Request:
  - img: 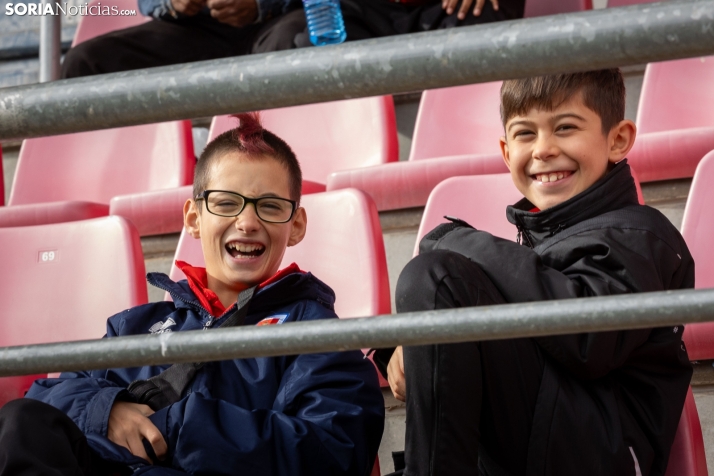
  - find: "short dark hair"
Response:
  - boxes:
[193,112,303,203]
[500,69,626,134]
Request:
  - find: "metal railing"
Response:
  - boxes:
[1,288,713,377]
[1,0,714,140]
[38,0,62,82]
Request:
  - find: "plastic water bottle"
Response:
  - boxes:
[303,0,347,46]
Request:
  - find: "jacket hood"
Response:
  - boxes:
[506,159,639,247]
[147,270,336,317]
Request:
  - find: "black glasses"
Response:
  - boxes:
[195,190,297,223]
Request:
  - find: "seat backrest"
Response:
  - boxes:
[169,189,391,318]
[72,0,149,47]
[8,121,194,206]
[637,56,714,134]
[207,97,398,185]
[664,387,708,476]
[416,168,645,254]
[0,217,147,405]
[681,150,714,289]
[409,82,504,161]
[524,0,592,17]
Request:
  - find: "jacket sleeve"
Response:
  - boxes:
[23,310,138,460]
[424,224,693,380]
[149,305,384,476]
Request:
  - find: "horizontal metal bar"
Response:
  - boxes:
[1,1,713,140]
[1,288,713,377]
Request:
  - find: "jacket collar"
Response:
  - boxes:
[506,160,639,248]
[146,268,336,318]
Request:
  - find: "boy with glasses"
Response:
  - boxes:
[0,113,384,476]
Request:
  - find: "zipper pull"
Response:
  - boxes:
[203,317,214,330]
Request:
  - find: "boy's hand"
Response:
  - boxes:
[108,401,167,463]
[388,346,406,402]
[442,0,499,19]
[206,0,258,27]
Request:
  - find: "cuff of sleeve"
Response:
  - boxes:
[84,387,128,437]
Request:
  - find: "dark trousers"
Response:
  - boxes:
[61,0,525,78]
[0,398,129,476]
[395,250,544,476]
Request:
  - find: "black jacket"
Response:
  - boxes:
[419,161,693,476]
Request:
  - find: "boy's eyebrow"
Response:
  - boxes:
[507,112,587,132]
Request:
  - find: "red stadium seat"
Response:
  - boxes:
[208,96,399,187]
[71,0,148,47]
[681,150,714,360]
[0,217,147,407]
[0,121,194,232]
[627,56,714,182]
[524,0,592,17]
[328,83,507,211]
[169,189,391,385]
[664,387,708,476]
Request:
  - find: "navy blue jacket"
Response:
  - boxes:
[26,270,384,475]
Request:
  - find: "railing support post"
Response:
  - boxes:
[39,0,62,82]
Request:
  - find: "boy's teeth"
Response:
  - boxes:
[536,171,570,183]
[227,243,264,252]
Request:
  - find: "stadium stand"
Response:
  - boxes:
[627,56,714,183]
[0,216,147,408]
[0,121,194,232]
[327,82,507,211]
[71,0,148,46]
[208,96,399,188]
[681,150,714,361]
[524,0,591,17]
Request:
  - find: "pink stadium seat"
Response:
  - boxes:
[627,56,714,182]
[524,0,592,17]
[328,83,507,211]
[664,387,708,476]
[681,150,714,360]
[0,217,147,407]
[208,97,398,187]
[72,0,148,47]
[0,121,194,233]
[168,189,391,385]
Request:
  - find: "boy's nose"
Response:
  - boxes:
[234,203,261,233]
[532,133,559,161]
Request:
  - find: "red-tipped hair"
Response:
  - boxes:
[231,112,275,155]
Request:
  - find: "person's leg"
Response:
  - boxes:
[62,16,261,78]
[0,398,122,476]
[396,250,542,475]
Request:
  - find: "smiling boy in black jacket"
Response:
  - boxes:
[379,70,693,476]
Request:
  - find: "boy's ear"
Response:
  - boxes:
[287,207,307,247]
[500,136,512,170]
[184,199,201,239]
[608,119,637,164]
